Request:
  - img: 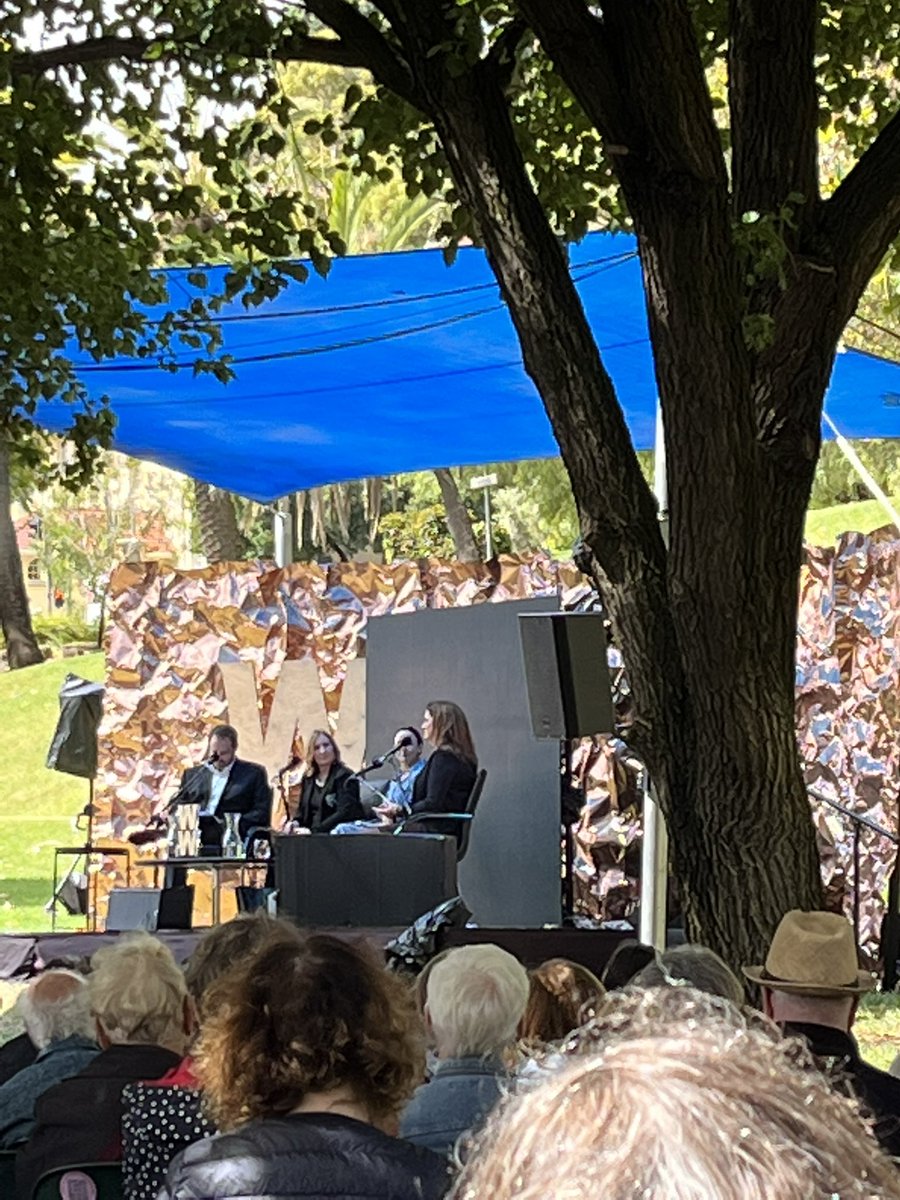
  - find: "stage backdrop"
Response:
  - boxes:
[366,598,562,926]
[87,539,899,947]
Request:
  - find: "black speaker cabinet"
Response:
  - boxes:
[275,834,457,927]
[106,886,194,932]
[518,612,615,739]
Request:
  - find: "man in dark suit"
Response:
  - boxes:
[177,724,271,853]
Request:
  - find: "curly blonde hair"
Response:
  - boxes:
[195,931,425,1130]
[456,987,900,1200]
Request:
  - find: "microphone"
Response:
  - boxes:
[207,751,220,766]
[371,735,415,769]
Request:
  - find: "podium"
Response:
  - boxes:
[275,833,457,927]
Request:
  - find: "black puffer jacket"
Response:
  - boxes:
[159,1113,450,1200]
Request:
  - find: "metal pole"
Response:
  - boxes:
[484,487,493,560]
[273,502,293,568]
[640,402,670,950]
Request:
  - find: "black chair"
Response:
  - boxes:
[393,768,487,862]
[33,1162,123,1200]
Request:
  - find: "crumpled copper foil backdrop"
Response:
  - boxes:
[797,529,900,958]
[96,554,582,837]
[95,539,898,946]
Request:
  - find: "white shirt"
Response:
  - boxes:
[201,760,234,817]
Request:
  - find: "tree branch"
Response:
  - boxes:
[818,107,900,322]
[517,0,726,195]
[302,0,417,103]
[479,18,529,92]
[10,2,418,104]
[10,30,374,79]
[728,0,819,228]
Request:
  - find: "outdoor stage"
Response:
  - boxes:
[0,924,634,982]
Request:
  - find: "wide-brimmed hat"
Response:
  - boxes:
[742,910,876,996]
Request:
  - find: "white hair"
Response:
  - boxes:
[89,933,188,1049]
[426,945,530,1058]
[17,970,94,1050]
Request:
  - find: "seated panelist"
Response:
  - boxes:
[176,724,271,854]
[410,700,478,839]
[329,727,427,835]
[287,730,363,834]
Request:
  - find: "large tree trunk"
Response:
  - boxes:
[0,442,43,668]
[391,0,823,970]
[433,468,480,562]
[192,481,248,563]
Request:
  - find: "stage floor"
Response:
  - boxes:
[0,923,637,981]
[0,926,406,979]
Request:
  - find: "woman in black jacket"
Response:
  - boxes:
[411,701,478,838]
[290,730,363,834]
[160,931,448,1200]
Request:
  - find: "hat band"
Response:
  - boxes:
[760,967,859,989]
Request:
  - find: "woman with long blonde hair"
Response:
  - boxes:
[289,729,362,834]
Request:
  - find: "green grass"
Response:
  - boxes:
[0,652,105,933]
[805,494,900,547]
[857,992,900,1072]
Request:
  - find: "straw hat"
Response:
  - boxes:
[742,910,876,996]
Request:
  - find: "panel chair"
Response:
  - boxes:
[32,1162,123,1200]
[393,768,487,863]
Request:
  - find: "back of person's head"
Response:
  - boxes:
[184,913,283,1020]
[426,945,529,1058]
[89,933,189,1051]
[18,970,94,1050]
[634,943,744,1006]
[454,987,900,1200]
[600,940,655,991]
[196,931,424,1129]
[518,959,605,1047]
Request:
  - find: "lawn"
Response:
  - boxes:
[0,652,105,933]
[805,494,900,547]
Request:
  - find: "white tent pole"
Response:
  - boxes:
[822,412,900,535]
[640,403,670,951]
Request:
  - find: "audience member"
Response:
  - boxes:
[400,945,529,1159]
[454,986,900,1200]
[744,908,900,1157]
[17,934,192,1199]
[634,942,744,1005]
[599,939,655,991]
[160,932,447,1200]
[122,913,281,1200]
[517,958,605,1048]
[0,970,97,1147]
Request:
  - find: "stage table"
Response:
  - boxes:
[136,856,269,925]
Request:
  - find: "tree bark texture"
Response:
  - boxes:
[433,468,480,562]
[192,481,248,564]
[386,0,832,969]
[0,442,43,668]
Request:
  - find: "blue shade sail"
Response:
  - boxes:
[34,232,900,502]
